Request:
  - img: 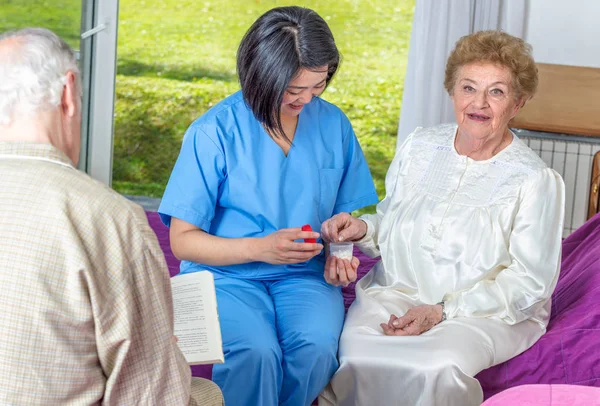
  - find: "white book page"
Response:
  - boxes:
[171,271,224,365]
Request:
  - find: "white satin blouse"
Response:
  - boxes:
[357,124,565,327]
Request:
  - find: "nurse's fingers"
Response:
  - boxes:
[269,229,321,252]
[281,228,321,242]
[351,256,360,270]
[282,249,323,263]
[337,259,348,286]
[338,259,356,285]
[324,256,341,285]
[323,256,333,284]
[289,241,324,252]
[347,258,358,281]
[327,256,341,286]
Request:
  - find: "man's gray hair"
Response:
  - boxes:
[0,28,80,126]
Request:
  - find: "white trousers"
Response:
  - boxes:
[319,279,544,406]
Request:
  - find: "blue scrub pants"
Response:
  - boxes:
[212,274,345,406]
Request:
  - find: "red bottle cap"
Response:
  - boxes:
[302,224,317,243]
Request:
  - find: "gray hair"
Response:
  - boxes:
[0,28,81,126]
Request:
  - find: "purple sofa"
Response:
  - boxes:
[147,212,600,400]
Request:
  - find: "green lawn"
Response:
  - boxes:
[1,0,415,215]
[0,1,81,48]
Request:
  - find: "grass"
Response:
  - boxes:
[0,1,81,48]
[1,0,415,215]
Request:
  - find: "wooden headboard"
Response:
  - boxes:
[510,63,600,137]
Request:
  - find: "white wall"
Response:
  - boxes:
[524,0,600,68]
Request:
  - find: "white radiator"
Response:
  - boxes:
[514,129,600,237]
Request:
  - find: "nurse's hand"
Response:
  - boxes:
[380,304,443,336]
[321,213,368,243]
[254,228,323,265]
[324,255,360,287]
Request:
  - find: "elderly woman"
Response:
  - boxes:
[319,31,565,406]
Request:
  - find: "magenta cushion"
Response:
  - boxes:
[481,384,600,406]
[146,211,600,398]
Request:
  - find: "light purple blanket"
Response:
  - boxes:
[147,212,600,399]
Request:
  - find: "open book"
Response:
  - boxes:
[171,271,224,365]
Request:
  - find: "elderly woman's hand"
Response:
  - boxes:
[321,213,367,243]
[380,304,443,336]
[324,254,360,287]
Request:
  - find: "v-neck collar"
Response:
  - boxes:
[264,110,305,159]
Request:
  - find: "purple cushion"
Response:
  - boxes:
[476,212,600,399]
[146,212,600,396]
[146,213,212,380]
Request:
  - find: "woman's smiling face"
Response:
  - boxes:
[451,62,522,142]
[281,66,328,118]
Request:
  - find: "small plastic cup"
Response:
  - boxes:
[329,242,354,261]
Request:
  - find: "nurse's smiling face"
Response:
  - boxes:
[281,66,328,119]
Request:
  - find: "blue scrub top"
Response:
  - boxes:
[159,91,378,279]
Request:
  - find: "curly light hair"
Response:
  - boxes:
[444,30,538,102]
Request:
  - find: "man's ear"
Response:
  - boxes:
[61,71,78,117]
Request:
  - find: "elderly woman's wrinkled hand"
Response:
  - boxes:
[324,254,360,287]
[380,304,443,336]
[321,213,367,243]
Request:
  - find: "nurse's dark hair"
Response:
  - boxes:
[237,6,340,143]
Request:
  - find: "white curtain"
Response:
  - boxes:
[396,0,528,150]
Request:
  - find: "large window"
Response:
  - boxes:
[2,1,415,215]
[113,0,415,213]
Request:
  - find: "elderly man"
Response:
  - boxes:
[0,28,222,405]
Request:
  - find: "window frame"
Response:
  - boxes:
[78,0,119,185]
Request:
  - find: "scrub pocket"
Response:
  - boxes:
[318,168,344,222]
